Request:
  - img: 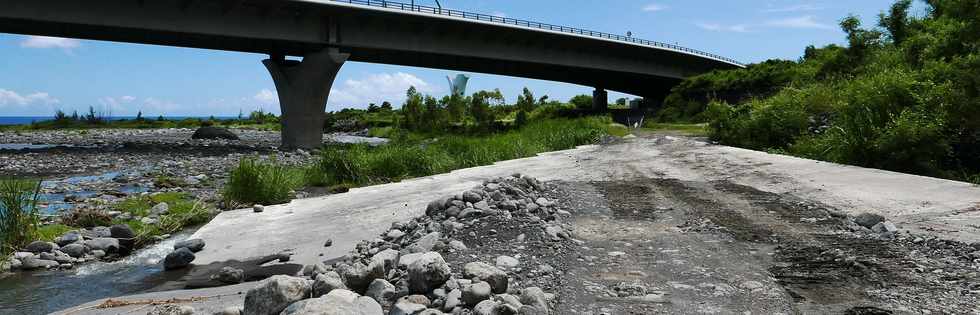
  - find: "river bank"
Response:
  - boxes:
[0,127,387,314]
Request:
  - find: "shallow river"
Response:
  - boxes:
[0,230,193,314]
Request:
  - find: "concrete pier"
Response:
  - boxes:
[263,49,349,149]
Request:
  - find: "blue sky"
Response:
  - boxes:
[0,0,915,116]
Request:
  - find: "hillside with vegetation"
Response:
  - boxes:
[657,0,979,184]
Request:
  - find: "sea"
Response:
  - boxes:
[0,116,237,126]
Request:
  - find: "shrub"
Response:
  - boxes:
[223,159,303,206]
[61,208,113,228]
[0,179,41,255]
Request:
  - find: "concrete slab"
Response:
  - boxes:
[59,135,980,314]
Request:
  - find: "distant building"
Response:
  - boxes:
[446,74,470,97]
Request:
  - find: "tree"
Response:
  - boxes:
[569,94,594,110]
[616,98,628,106]
[878,0,913,45]
[136,110,143,121]
[470,91,497,127]
[422,95,448,131]
[401,86,424,130]
[516,87,536,113]
[380,101,393,112]
[446,94,467,123]
[367,103,380,113]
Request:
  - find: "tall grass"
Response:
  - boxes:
[223,159,304,206]
[307,117,614,188]
[0,179,42,256]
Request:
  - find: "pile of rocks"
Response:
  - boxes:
[2,224,135,272]
[849,212,900,236]
[155,174,562,315]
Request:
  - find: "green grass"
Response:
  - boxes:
[306,117,616,188]
[223,159,305,207]
[110,192,215,247]
[36,224,73,243]
[0,178,42,256]
[642,123,709,136]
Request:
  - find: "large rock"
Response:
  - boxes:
[406,232,441,253]
[60,243,88,258]
[472,300,500,315]
[163,247,195,270]
[20,257,59,270]
[426,197,449,216]
[337,262,384,294]
[365,279,397,308]
[462,281,492,306]
[371,249,400,274]
[24,241,55,253]
[56,232,83,246]
[408,252,452,294]
[519,287,550,314]
[173,239,206,252]
[313,271,348,297]
[192,126,239,140]
[244,275,312,315]
[110,224,135,253]
[146,304,196,315]
[854,213,885,229]
[463,190,483,203]
[398,253,425,269]
[280,289,384,315]
[84,238,120,253]
[150,202,170,215]
[463,262,509,294]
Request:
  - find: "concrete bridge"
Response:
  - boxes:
[0,0,743,149]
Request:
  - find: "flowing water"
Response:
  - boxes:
[0,230,194,314]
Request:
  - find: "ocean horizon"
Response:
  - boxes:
[0,116,239,126]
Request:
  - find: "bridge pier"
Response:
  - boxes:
[593,88,608,112]
[263,49,349,150]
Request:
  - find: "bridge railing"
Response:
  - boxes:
[332,0,744,66]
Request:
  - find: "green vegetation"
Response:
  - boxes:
[642,123,709,137]
[224,116,625,205]
[0,179,42,257]
[223,159,305,207]
[110,192,215,247]
[307,117,618,187]
[658,0,980,184]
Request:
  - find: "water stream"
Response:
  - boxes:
[0,230,194,314]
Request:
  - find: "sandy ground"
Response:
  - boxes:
[55,133,980,314]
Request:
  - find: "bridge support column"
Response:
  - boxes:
[263,49,349,150]
[593,88,608,112]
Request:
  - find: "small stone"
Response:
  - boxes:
[463,190,483,203]
[443,289,462,311]
[472,299,499,315]
[213,266,245,284]
[302,263,329,277]
[365,279,397,308]
[173,239,206,252]
[408,252,452,293]
[740,280,764,291]
[495,255,520,269]
[390,302,427,315]
[407,232,441,253]
[84,238,120,253]
[337,262,383,293]
[253,204,265,213]
[462,281,493,305]
[56,232,83,246]
[464,262,509,294]
[854,213,885,229]
[535,198,554,207]
[61,243,87,258]
[150,202,170,215]
[371,249,400,274]
[449,240,467,251]
[324,239,333,247]
[110,224,136,253]
[212,306,243,315]
[398,294,431,306]
[519,287,550,313]
[163,247,195,270]
[20,257,59,270]
[387,229,406,240]
[313,271,348,297]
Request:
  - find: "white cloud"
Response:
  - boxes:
[696,22,750,33]
[20,36,81,50]
[328,72,436,109]
[642,3,667,12]
[0,89,60,106]
[763,4,823,13]
[765,15,832,29]
[253,89,278,105]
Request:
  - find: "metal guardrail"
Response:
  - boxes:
[331,0,744,66]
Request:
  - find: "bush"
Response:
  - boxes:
[61,208,113,228]
[308,117,614,188]
[223,159,304,206]
[0,179,41,255]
